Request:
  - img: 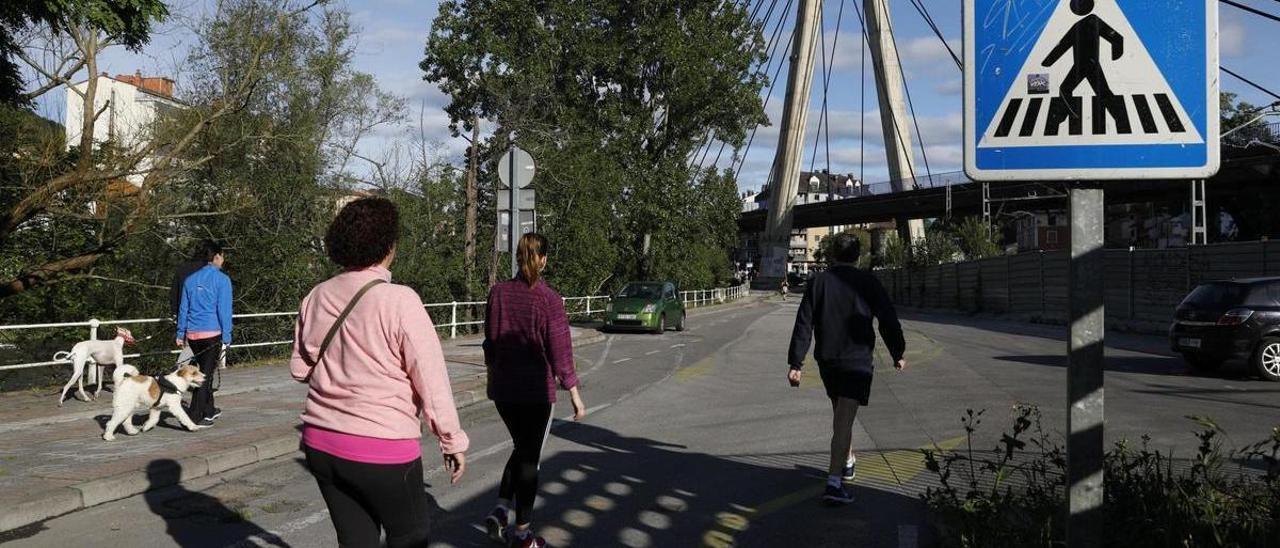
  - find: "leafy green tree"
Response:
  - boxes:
[422,0,767,294]
[951,216,1002,261]
[0,0,169,106]
[0,0,335,302]
[816,228,873,269]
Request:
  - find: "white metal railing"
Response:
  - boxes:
[0,284,749,372]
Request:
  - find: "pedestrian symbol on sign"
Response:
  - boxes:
[964,0,1218,181]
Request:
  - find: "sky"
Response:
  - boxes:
[30,0,1280,193]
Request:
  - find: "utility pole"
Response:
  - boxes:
[464,121,480,297]
[864,0,925,242]
[759,0,822,284]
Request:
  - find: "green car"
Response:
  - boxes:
[605,281,686,334]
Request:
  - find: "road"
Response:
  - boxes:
[4,299,1275,548]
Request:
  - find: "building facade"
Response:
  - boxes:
[737,170,863,274]
[65,71,183,186]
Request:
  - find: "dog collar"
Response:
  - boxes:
[155,376,181,395]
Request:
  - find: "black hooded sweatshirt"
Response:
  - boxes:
[787,265,906,372]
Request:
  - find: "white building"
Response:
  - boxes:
[65,71,183,185]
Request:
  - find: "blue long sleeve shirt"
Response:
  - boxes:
[177,264,233,345]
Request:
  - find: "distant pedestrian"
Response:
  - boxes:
[780,278,789,301]
[786,233,906,505]
[175,240,232,426]
[483,233,587,548]
[291,197,469,548]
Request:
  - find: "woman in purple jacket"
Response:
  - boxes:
[482,233,586,548]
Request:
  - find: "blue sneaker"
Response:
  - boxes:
[842,461,856,482]
[823,483,855,505]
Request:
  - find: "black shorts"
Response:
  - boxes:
[819,367,873,405]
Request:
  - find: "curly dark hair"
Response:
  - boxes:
[325,197,400,269]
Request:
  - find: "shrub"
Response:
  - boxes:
[921,407,1280,548]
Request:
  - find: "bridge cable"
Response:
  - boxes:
[1223,65,1280,102]
[810,2,829,174]
[689,0,775,175]
[880,0,935,187]
[906,0,961,71]
[1220,0,1280,24]
[694,0,780,175]
[810,0,848,188]
[690,0,757,170]
[851,0,921,187]
[824,0,846,185]
[733,0,799,181]
[859,0,865,187]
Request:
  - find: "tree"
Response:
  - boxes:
[0,0,169,107]
[422,0,767,294]
[816,228,873,269]
[951,216,1002,261]
[0,0,330,300]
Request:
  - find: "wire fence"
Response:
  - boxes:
[0,283,750,376]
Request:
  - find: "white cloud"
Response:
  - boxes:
[1221,16,1247,58]
[898,36,962,74]
[935,78,962,96]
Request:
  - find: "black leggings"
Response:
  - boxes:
[186,336,220,420]
[495,401,554,526]
[304,446,430,548]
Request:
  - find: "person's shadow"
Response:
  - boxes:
[143,459,290,547]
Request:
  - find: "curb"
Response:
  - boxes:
[0,327,614,534]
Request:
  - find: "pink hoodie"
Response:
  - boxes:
[290,266,469,456]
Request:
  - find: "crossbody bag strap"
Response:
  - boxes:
[303,278,386,381]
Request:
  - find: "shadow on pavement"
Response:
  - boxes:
[1127,383,1280,410]
[143,459,289,548]
[991,353,1227,378]
[427,422,925,548]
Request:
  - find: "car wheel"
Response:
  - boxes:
[653,314,666,335]
[676,312,686,332]
[1183,354,1222,373]
[1254,337,1280,382]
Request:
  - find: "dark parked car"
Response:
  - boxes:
[1170,278,1280,381]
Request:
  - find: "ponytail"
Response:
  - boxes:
[517,233,549,287]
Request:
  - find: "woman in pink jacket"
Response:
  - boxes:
[290,197,469,548]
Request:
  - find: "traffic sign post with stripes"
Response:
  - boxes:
[964,0,1220,181]
[964,2,1221,547]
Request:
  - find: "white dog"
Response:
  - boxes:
[102,363,207,441]
[54,327,136,406]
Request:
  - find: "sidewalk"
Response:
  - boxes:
[0,327,605,533]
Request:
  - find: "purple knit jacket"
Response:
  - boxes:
[483,278,579,403]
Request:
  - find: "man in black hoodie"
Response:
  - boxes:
[786,233,906,505]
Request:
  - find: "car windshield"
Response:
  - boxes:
[618,283,662,299]
[1183,283,1250,307]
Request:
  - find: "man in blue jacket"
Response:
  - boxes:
[176,240,233,426]
[787,233,906,505]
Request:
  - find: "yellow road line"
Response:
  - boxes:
[700,436,964,547]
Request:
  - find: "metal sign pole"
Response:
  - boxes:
[508,148,519,279]
[1067,182,1105,548]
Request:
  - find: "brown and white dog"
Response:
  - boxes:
[54,327,136,406]
[102,364,207,441]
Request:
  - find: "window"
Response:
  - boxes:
[1046,230,1059,245]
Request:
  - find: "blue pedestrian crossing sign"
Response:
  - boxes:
[964,0,1219,181]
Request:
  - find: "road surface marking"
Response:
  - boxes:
[645,350,661,356]
[670,344,686,348]
[614,357,632,364]
[223,509,329,548]
[675,356,716,383]
[700,436,963,547]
